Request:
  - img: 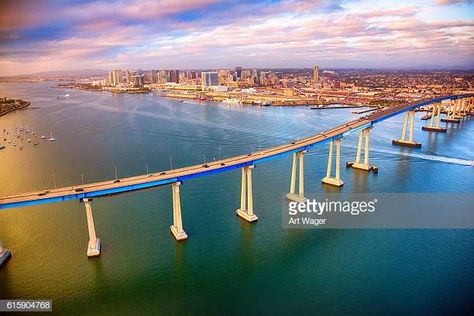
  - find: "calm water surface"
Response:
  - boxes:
[0,83,473,315]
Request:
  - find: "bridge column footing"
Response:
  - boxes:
[170,226,188,241]
[285,193,307,203]
[236,209,258,222]
[421,126,447,133]
[321,177,344,187]
[441,118,460,123]
[87,239,101,257]
[346,161,378,173]
[392,140,421,148]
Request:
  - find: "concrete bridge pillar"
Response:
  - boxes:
[422,103,447,133]
[0,239,11,267]
[347,128,378,172]
[454,99,463,119]
[83,198,101,257]
[392,111,421,148]
[286,151,307,202]
[322,139,344,187]
[236,165,258,222]
[170,182,188,241]
[442,100,461,123]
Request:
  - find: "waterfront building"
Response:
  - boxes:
[169,70,180,83]
[201,71,218,88]
[125,70,133,84]
[313,65,319,84]
[132,74,145,87]
[151,70,159,84]
[109,69,123,86]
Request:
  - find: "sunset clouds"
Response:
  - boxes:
[0,0,473,75]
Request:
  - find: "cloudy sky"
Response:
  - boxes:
[0,0,473,75]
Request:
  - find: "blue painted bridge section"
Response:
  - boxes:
[0,94,471,210]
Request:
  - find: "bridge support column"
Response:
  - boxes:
[170,182,188,241]
[453,99,463,119]
[286,151,307,202]
[322,139,344,187]
[392,111,421,148]
[83,198,101,257]
[236,165,258,222]
[347,128,378,172]
[442,100,461,123]
[422,103,447,133]
[468,98,474,116]
[0,239,11,268]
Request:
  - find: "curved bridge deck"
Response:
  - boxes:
[0,94,470,209]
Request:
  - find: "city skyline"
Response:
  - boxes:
[0,0,474,76]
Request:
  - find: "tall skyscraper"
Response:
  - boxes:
[151,70,159,84]
[110,69,123,86]
[201,72,218,88]
[235,66,242,79]
[169,70,179,83]
[313,65,319,84]
[125,69,132,83]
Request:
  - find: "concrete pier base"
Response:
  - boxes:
[321,177,344,187]
[285,193,307,203]
[236,209,258,222]
[441,118,460,123]
[392,139,422,148]
[421,126,447,133]
[87,239,101,257]
[170,225,188,241]
[346,161,378,173]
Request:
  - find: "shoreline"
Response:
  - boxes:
[0,97,31,117]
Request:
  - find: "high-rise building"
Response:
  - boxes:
[201,72,218,88]
[169,70,179,83]
[109,69,122,86]
[151,70,159,84]
[125,69,133,83]
[313,65,319,84]
[235,66,242,79]
[132,74,145,87]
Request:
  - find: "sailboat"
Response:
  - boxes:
[48,132,56,141]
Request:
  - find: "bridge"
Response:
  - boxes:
[0,95,473,264]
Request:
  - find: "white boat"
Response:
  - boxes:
[64,93,70,97]
[41,135,47,139]
[48,132,56,141]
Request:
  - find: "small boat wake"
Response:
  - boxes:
[359,146,473,166]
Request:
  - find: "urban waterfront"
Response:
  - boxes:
[0,83,473,314]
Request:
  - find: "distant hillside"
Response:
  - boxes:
[14,69,108,77]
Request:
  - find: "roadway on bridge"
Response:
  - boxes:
[0,95,468,209]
